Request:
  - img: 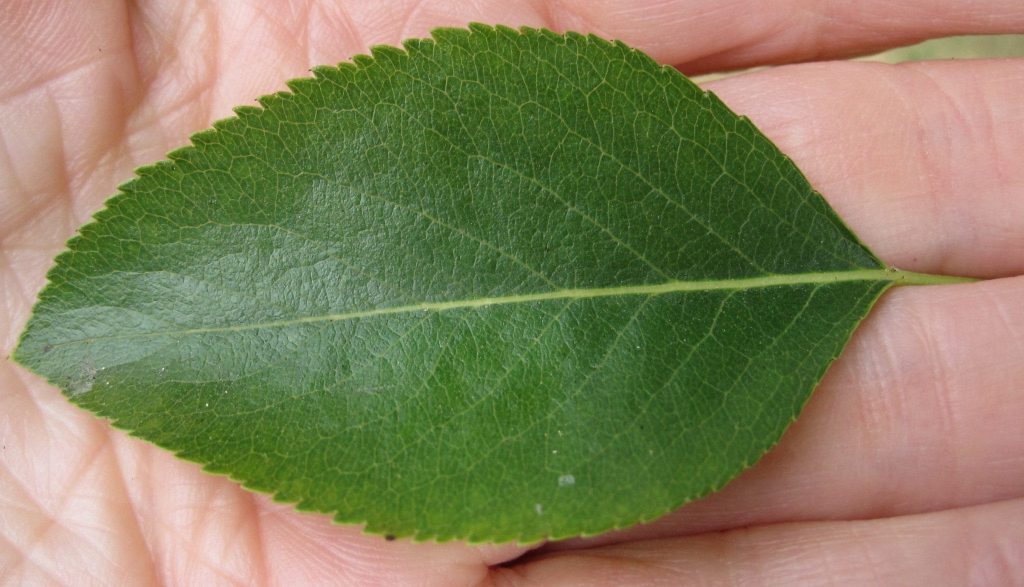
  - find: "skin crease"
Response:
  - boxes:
[1,1,1023,585]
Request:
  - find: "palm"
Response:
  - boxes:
[3,2,1022,584]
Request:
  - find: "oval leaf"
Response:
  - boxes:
[16,24,898,543]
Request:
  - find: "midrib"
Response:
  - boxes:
[52,268,972,346]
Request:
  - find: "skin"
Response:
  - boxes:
[2,1,1023,584]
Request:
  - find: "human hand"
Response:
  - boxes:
[3,2,1023,584]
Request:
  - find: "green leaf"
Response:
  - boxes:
[12,24,964,543]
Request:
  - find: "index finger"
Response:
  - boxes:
[542,0,1024,71]
[708,59,1024,278]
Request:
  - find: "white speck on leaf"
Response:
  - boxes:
[534,503,544,515]
[68,364,98,396]
[558,474,575,487]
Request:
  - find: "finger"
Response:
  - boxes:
[545,276,1024,549]
[542,0,1024,72]
[338,2,1024,72]
[107,441,527,584]
[496,497,1024,586]
[251,501,524,586]
[707,59,1024,278]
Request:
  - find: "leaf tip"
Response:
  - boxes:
[430,23,474,45]
[350,53,376,69]
[256,91,292,110]
[308,64,334,78]
[284,77,317,96]
[164,145,192,161]
[310,62,357,86]
[231,104,263,119]
[466,21,496,34]
[399,36,431,55]
[368,43,408,64]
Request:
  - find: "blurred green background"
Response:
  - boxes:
[865,33,1024,62]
